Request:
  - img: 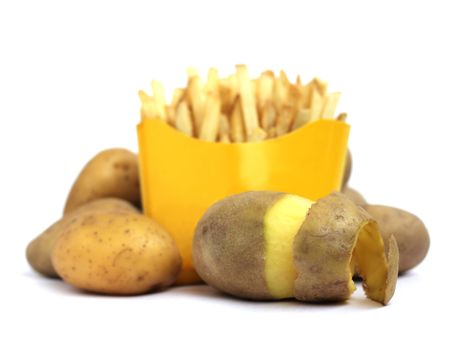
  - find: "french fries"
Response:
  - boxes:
[138,66,344,142]
[199,93,221,142]
[236,65,260,141]
[175,101,194,137]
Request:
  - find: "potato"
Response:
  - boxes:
[193,191,398,305]
[52,211,181,295]
[341,150,352,189]
[341,187,367,207]
[64,148,141,214]
[26,198,139,278]
[364,205,430,273]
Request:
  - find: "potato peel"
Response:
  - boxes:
[293,192,398,305]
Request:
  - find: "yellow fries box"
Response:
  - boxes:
[137,118,350,284]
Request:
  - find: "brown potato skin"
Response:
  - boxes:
[341,187,367,207]
[193,191,284,300]
[26,199,139,278]
[52,211,181,295]
[294,192,398,305]
[364,205,430,273]
[64,149,141,214]
[341,150,352,189]
[293,192,370,302]
[384,236,399,305]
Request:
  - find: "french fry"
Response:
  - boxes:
[309,85,325,122]
[321,92,341,119]
[171,88,185,109]
[206,67,219,94]
[219,75,238,115]
[219,113,231,140]
[260,101,277,130]
[293,108,311,130]
[140,99,159,120]
[175,101,194,137]
[275,106,295,136]
[230,96,245,142]
[299,81,313,108]
[166,105,176,125]
[138,90,161,120]
[138,90,150,104]
[199,93,221,142]
[287,84,301,113]
[273,77,288,112]
[187,76,206,131]
[312,77,328,96]
[236,65,259,141]
[267,126,277,139]
[187,67,199,79]
[257,71,274,107]
[151,80,167,120]
[279,70,290,86]
[219,133,231,143]
[250,127,267,142]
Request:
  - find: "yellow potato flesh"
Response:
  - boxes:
[352,222,388,303]
[264,195,314,299]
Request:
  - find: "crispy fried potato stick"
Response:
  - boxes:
[199,93,221,142]
[171,88,185,109]
[267,126,277,139]
[219,112,231,140]
[260,101,277,130]
[188,76,206,131]
[321,92,341,119]
[250,127,267,141]
[151,80,167,120]
[236,65,259,141]
[138,90,150,104]
[309,86,325,122]
[187,67,199,79]
[273,78,288,112]
[276,106,295,136]
[219,132,231,143]
[299,82,313,108]
[230,96,246,142]
[258,71,274,108]
[312,77,328,96]
[207,68,219,94]
[175,101,194,137]
[138,90,161,120]
[293,108,311,130]
[279,70,290,86]
[166,106,176,125]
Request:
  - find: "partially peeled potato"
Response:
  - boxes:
[193,191,398,305]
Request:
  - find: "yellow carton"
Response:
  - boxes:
[137,118,350,284]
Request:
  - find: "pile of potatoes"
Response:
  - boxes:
[26,149,182,294]
[27,147,429,305]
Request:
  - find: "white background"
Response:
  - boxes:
[1,0,456,349]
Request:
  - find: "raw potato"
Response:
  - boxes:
[341,150,352,189]
[193,192,284,300]
[52,211,182,295]
[342,187,367,207]
[193,191,398,305]
[26,198,139,278]
[64,149,141,214]
[364,205,430,273]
